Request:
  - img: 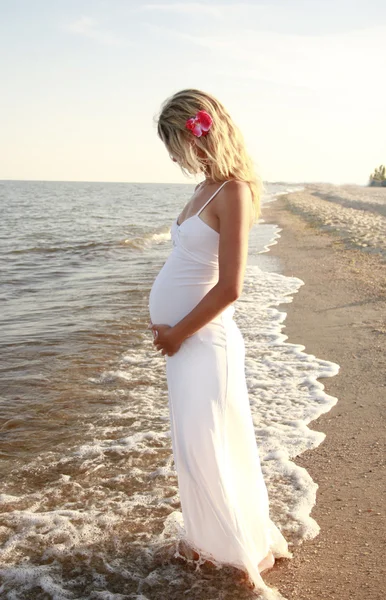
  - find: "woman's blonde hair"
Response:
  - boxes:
[155,88,264,221]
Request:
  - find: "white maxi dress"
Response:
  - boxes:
[148,181,290,594]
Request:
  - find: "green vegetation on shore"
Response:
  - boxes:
[368,164,386,186]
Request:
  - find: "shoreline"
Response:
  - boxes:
[261,195,385,600]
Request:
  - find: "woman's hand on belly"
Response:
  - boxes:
[148,322,183,356]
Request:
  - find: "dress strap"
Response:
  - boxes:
[196,180,231,216]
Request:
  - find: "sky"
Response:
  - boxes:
[0,0,385,185]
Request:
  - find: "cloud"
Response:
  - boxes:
[144,22,232,49]
[147,22,386,95]
[141,3,221,17]
[65,16,131,47]
[141,3,258,17]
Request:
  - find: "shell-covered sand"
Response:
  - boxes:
[282,183,386,259]
[262,195,385,600]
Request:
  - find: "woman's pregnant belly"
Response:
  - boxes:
[149,253,219,327]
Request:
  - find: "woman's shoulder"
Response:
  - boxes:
[224,178,250,190]
[220,180,254,225]
[223,179,252,200]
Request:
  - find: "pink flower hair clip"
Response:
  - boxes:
[185,110,213,137]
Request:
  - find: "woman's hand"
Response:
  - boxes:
[148,322,183,356]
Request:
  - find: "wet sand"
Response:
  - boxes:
[261,194,385,600]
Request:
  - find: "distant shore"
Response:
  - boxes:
[261,191,385,600]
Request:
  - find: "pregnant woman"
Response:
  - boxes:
[148,89,291,595]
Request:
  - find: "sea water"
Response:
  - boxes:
[0,180,338,599]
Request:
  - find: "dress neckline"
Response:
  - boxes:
[175,180,230,230]
[174,214,219,235]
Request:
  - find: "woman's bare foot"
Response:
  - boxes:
[238,570,256,589]
[153,539,216,568]
[236,551,275,591]
[258,549,275,573]
[176,539,201,561]
[175,540,217,568]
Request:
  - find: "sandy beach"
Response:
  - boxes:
[262,186,385,600]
